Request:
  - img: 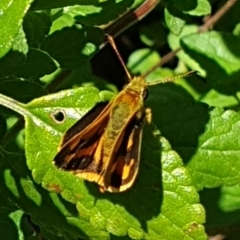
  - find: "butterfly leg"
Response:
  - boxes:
[145,107,152,124]
[145,107,161,137]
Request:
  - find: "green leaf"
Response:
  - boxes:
[30,0,100,11]
[41,26,104,69]
[139,18,167,47]
[15,48,57,79]
[181,31,240,75]
[0,50,26,77]
[0,0,33,58]
[56,62,117,92]
[127,48,161,74]
[200,188,240,233]
[12,27,29,55]
[0,148,110,239]
[0,86,206,239]
[183,0,211,16]
[233,23,240,37]
[66,0,134,26]
[23,12,52,48]
[168,25,205,76]
[200,89,240,108]
[219,185,240,212]
[0,209,36,240]
[168,0,211,16]
[169,27,240,97]
[186,108,240,190]
[50,11,75,33]
[180,31,240,95]
[164,7,186,36]
[0,80,47,103]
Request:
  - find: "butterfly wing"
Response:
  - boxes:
[54,92,145,192]
[106,115,144,192]
[96,91,145,192]
[54,102,112,183]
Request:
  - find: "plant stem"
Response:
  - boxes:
[0,93,31,118]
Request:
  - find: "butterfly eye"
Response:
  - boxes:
[51,110,66,124]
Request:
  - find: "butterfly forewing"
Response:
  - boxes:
[61,102,109,145]
[54,102,111,171]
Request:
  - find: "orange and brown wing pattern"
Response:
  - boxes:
[54,102,111,183]
[54,83,146,192]
[106,115,144,192]
[97,90,145,192]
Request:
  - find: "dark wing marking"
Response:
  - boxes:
[61,102,108,145]
[108,115,144,191]
[54,101,111,172]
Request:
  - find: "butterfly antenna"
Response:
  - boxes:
[106,34,132,81]
[147,70,197,86]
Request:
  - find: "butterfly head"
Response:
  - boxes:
[126,76,148,100]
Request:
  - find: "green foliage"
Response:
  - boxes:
[0,0,240,239]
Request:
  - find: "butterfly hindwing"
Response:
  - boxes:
[106,114,144,192]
